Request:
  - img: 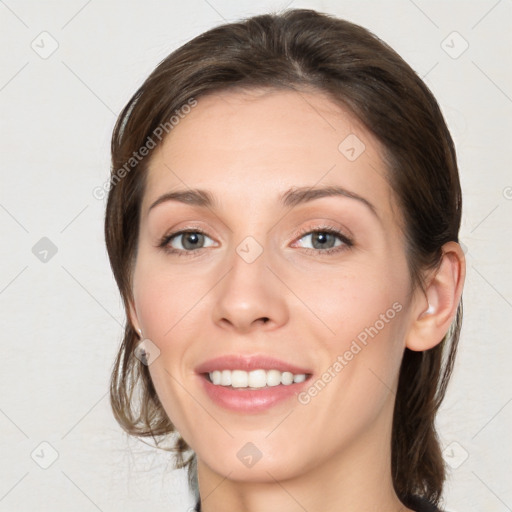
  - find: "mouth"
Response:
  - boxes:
[194,354,314,412]
[202,369,312,389]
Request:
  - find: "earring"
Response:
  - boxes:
[137,327,143,338]
[424,303,434,315]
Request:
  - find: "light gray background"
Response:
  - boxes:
[0,1,511,511]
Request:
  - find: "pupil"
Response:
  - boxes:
[313,232,334,249]
[183,232,203,250]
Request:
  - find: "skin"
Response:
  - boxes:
[128,88,465,512]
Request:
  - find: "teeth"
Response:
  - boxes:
[266,369,282,387]
[220,370,231,386]
[232,370,248,388]
[247,369,266,388]
[208,369,307,388]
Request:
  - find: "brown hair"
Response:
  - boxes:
[105,8,462,507]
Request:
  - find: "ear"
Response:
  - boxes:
[406,241,466,351]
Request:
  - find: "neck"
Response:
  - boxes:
[195,409,413,512]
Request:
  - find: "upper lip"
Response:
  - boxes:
[195,354,312,375]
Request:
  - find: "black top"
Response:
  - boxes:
[404,495,442,512]
[193,495,441,511]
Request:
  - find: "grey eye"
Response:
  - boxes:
[169,231,216,251]
[298,231,343,250]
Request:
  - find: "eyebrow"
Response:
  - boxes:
[147,185,378,219]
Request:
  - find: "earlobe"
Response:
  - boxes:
[406,241,466,352]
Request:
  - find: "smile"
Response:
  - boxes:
[207,369,308,388]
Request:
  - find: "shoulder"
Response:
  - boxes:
[193,495,443,512]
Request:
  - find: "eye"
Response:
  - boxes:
[292,227,353,255]
[159,229,216,255]
[297,231,341,250]
[158,226,353,257]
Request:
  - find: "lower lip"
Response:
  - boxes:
[198,374,311,413]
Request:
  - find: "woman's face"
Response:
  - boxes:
[129,88,424,481]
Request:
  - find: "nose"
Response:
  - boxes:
[211,242,289,334]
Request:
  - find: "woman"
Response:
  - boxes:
[105,9,465,512]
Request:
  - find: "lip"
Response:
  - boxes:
[194,354,312,374]
[195,354,313,413]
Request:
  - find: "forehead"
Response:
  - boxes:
[142,87,399,224]
[150,87,370,170]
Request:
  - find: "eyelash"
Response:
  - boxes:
[158,225,354,258]
[158,228,212,258]
[292,225,354,256]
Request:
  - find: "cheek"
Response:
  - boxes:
[291,263,404,343]
[132,259,204,338]
[300,297,407,441]
[295,264,408,400]
[132,261,202,437]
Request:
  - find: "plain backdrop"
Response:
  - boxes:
[0,1,511,511]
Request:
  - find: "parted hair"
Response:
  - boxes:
[105,8,463,507]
